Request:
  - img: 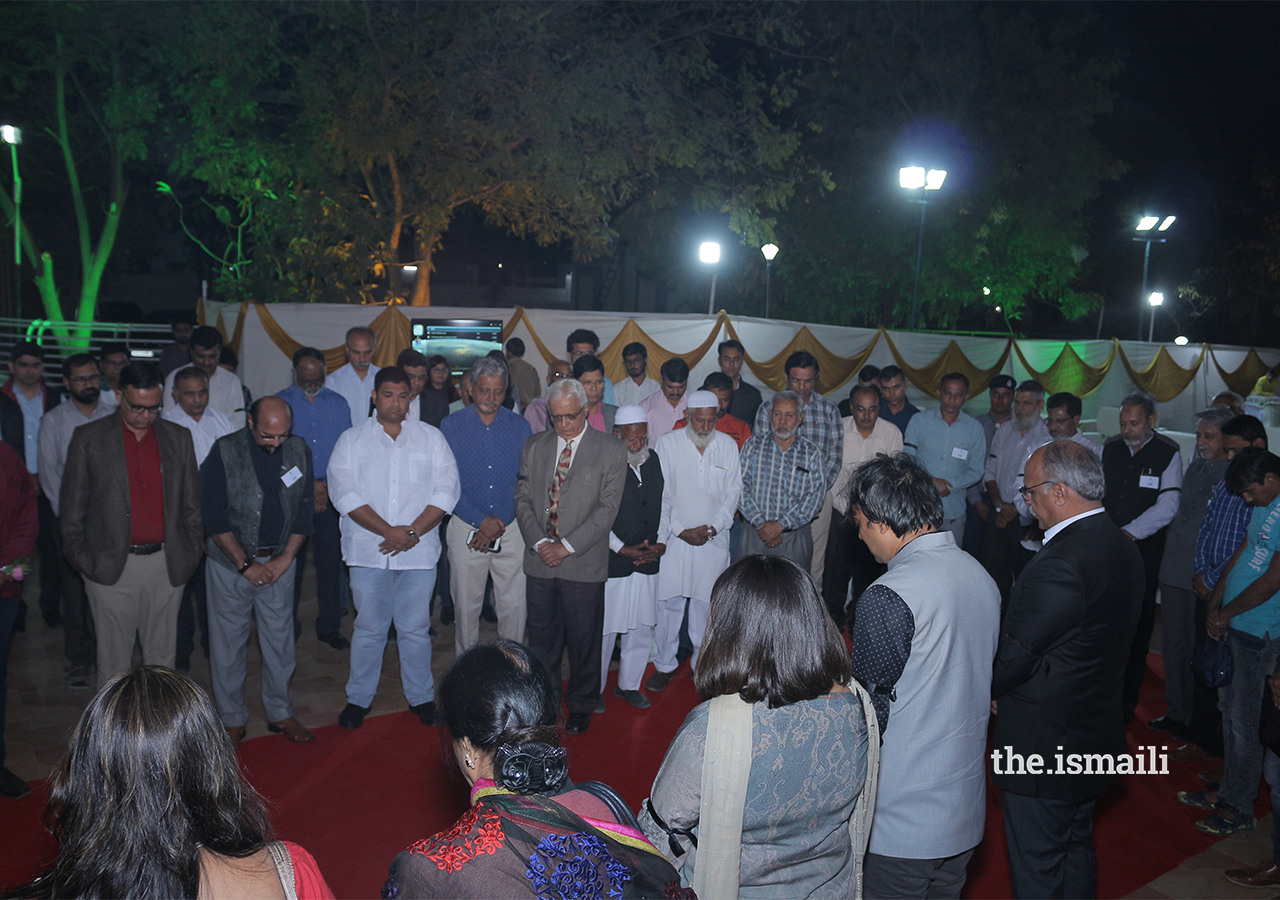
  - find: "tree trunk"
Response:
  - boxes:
[409,233,438,306]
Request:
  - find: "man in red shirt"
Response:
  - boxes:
[60,362,203,687]
[0,439,37,798]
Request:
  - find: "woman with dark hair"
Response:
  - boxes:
[425,355,459,404]
[16,666,332,899]
[384,640,688,899]
[639,555,879,899]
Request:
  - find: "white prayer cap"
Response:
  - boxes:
[685,390,719,409]
[615,405,648,426]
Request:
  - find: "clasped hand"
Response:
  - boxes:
[379,525,420,556]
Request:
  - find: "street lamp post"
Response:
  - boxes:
[699,241,720,315]
[761,243,778,318]
[900,166,947,331]
[1134,215,1175,340]
[1,125,20,313]
[1147,291,1163,343]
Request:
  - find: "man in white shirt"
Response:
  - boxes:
[983,380,1052,601]
[1045,392,1102,456]
[326,326,381,429]
[38,353,114,688]
[161,326,246,421]
[647,391,742,692]
[639,357,689,442]
[613,341,661,408]
[328,367,460,730]
[825,383,903,624]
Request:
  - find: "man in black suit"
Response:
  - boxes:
[992,438,1144,899]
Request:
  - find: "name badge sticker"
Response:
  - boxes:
[282,466,303,487]
[1139,474,1159,489]
[952,447,969,460]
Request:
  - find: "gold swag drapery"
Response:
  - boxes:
[205,302,1277,404]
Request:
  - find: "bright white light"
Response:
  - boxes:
[1148,291,1164,307]
[1137,216,1160,231]
[0,125,20,145]
[994,305,1002,313]
[760,243,779,261]
[925,169,947,190]
[899,167,925,189]
[497,263,503,269]
[1159,215,1176,231]
[982,286,991,296]
[1174,335,1189,346]
[403,265,418,274]
[699,242,721,265]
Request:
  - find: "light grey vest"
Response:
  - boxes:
[866,531,1001,859]
[206,430,308,571]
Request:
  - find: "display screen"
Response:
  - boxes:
[410,319,503,375]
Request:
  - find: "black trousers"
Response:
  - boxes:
[525,575,605,716]
[983,516,1026,603]
[0,594,18,765]
[292,500,345,638]
[50,513,94,668]
[1124,533,1164,720]
[176,557,209,663]
[1186,596,1224,756]
[36,493,60,626]
[1002,791,1098,900]
[823,508,885,625]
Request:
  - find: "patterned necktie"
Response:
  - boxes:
[547,439,574,539]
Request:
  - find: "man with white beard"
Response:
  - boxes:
[646,391,741,692]
[598,406,666,711]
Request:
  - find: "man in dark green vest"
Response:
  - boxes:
[201,396,315,749]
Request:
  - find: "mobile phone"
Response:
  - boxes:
[468,529,501,552]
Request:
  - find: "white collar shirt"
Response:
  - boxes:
[614,376,661,408]
[327,417,460,569]
[833,417,904,513]
[162,405,238,466]
[162,366,246,422]
[1042,507,1107,546]
[327,363,381,429]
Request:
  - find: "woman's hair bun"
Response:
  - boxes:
[494,740,568,794]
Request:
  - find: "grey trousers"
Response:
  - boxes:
[207,556,297,727]
[863,847,975,900]
[1159,582,1196,724]
[739,521,813,572]
[84,548,182,688]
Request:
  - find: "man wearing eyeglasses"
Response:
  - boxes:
[60,361,204,689]
[515,378,627,735]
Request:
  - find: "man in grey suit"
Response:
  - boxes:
[515,378,626,734]
[60,362,204,687]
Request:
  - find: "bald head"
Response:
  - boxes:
[249,396,293,454]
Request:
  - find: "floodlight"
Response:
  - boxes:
[1158,216,1176,231]
[1,126,20,145]
[982,286,991,296]
[1174,335,1188,346]
[1148,291,1164,307]
[1137,216,1160,231]
[899,167,925,189]
[760,243,779,261]
[699,242,720,265]
[925,169,947,190]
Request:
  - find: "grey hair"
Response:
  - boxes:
[1120,391,1157,419]
[546,378,587,409]
[1196,406,1236,430]
[1039,438,1106,502]
[547,358,571,377]
[1016,379,1046,401]
[771,390,804,413]
[1213,390,1245,406]
[845,452,944,536]
[471,355,508,385]
[344,325,376,347]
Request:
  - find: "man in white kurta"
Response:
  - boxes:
[162,368,238,466]
[647,391,741,691]
[161,326,246,422]
[600,406,666,711]
[326,326,381,429]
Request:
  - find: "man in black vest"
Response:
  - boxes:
[202,396,315,748]
[599,406,666,712]
[1101,391,1183,721]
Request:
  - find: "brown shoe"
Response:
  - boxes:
[267,717,315,744]
[226,725,246,750]
[1199,762,1225,785]
[1170,742,1209,762]
[1225,861,1280,887]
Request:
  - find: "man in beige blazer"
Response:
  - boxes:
[515,378,626,734]
[61,362,203,687]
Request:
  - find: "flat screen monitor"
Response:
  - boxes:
[410,318,503,375]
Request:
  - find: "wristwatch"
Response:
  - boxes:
[708,526,718,539]
[237,558,253,575]
[405,528,418,539]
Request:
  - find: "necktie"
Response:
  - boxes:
[547,439,573,539]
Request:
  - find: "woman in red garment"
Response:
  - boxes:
[15,666,333,899]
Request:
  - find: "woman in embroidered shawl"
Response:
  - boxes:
[638,555,873,898]
[383,640,689,899]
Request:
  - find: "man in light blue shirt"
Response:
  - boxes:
[904,372,987,544]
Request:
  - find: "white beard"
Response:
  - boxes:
[685,422,716,450]
[627,448,650,468]
[1014,415,1039,432]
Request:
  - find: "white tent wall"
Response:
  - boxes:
[202,300,1273,433]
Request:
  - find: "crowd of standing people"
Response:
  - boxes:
[2,319,1280,899]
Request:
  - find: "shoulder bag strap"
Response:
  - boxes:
[575,780,644,832]
[692,693,754,900]
[265,840,298,900]
[847,681,882,900]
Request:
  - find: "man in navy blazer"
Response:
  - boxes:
[992,438,1143,899]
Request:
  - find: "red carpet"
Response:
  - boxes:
[0,656,1269,898]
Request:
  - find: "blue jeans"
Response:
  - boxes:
[1267,749,1280,859]
[1217,628,1280,816]
[346,566,437,708]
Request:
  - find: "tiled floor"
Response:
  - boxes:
[4,561,1278,898]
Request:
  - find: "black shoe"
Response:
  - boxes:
[566,712,591,734]
[0,765,31,799]
[409,701,437,726]
[317,632,351,650]
[594,697,607,714]
[1147,715,1181,733]
[43,613,63,629]
[480,606,498,624]
[440,605,455,626]
[66,665,93,690]
[614,687,651,709]
[174,657,190,673]
[646,670,674,692]
[338,703,370,729]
